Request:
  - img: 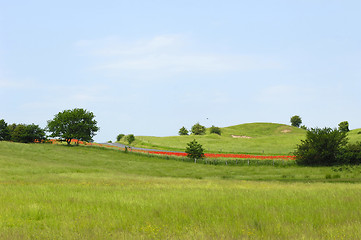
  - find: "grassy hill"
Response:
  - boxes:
[120,123,361,155]
[1,142,361,239]
[121,123,306,155]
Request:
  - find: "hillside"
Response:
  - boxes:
[120,123,361,155]
[120,123,307,155]
[1,142,361,239]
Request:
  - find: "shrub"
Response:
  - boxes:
[116,134,125,141]
[340,142,361,165]
[294,127,348,166]
[209,125,221,135]
[191,123,206,135]
[185,139,205,163]
[178,127,189,136]
[338,121,349,133]
[290,115,302,127]
[126,134,135,145]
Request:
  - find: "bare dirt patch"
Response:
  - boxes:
[281,130,291,133]
[231,135,252,139]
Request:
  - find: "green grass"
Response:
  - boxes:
[121,123,361,155]
[1,141,361,239]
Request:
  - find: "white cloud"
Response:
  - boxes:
[75,35,283,78]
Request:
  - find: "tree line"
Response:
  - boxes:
[0,108,99,144]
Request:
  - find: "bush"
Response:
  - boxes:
[178,126,189,136]
[290,115,302,127]
[191,123,206,135]
[126,134,135,145]
[185,139,205,163]
[116,134,125,141]
[209,125,221,135]
[340,142,361,165]
[294,127,348,166]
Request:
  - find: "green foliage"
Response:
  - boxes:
[178,126,189,136]
[47,108,99,145]
[290,115,302,127]
[340,142,361,165]
[191,122,206,135]
[295,128,348,166]
[338,121,349,133]
[10,124,46,143]
[126,134,135,145]
[116,134,125,141]
[185,139,204,162]
[0,119,10,141]
[209,125,221,135]
[300,125,307,130]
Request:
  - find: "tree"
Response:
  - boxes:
[338,121,349,133]
[178,126,189,136]
[209,125,221,135]
[294,127,348,166]
[290,115,302,127]
[0,119,10,141]
[116,134,125,141]
[47,108,99,145]
[11,124,45,143]
[126,134,135,145]
[185,139,205,163]
[191,123,206,135]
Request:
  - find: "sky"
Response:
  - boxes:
[1,0,360,142]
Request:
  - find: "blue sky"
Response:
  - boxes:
[1,0,360,142]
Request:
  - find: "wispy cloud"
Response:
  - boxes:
[75,35,283,78]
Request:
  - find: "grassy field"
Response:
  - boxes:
[119,122,361,155]
[1,141,361,239]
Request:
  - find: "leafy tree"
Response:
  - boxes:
[338,121,349,133]
[294,127,348,166]
[178,126,189,136]
[290,115,302,127]
[0,119,10,141]
[209,125,221,135]
[116,134,125,141]
[191,123,206,135]
[11,124,46,143]
[47,108,99,145]
[126,134,135,145]
[185,139,205,163]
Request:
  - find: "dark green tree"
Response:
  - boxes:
[0,119,10,141]
[47,108,99,145]
[209,125,221,135]
[191,123,206,135]
[294,127,348,166]
[178,126,189,136]
[116,134,125,141]
[290,115,302,127]
[11,124,45,143]
[126,134,135,145]
[185,139,205,163]
[338,121,349,133]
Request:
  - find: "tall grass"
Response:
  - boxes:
[1,142,361,239]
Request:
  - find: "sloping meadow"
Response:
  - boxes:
[1,142,361,239]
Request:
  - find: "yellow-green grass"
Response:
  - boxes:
[1,142,361,239]
[121,123,361,155]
